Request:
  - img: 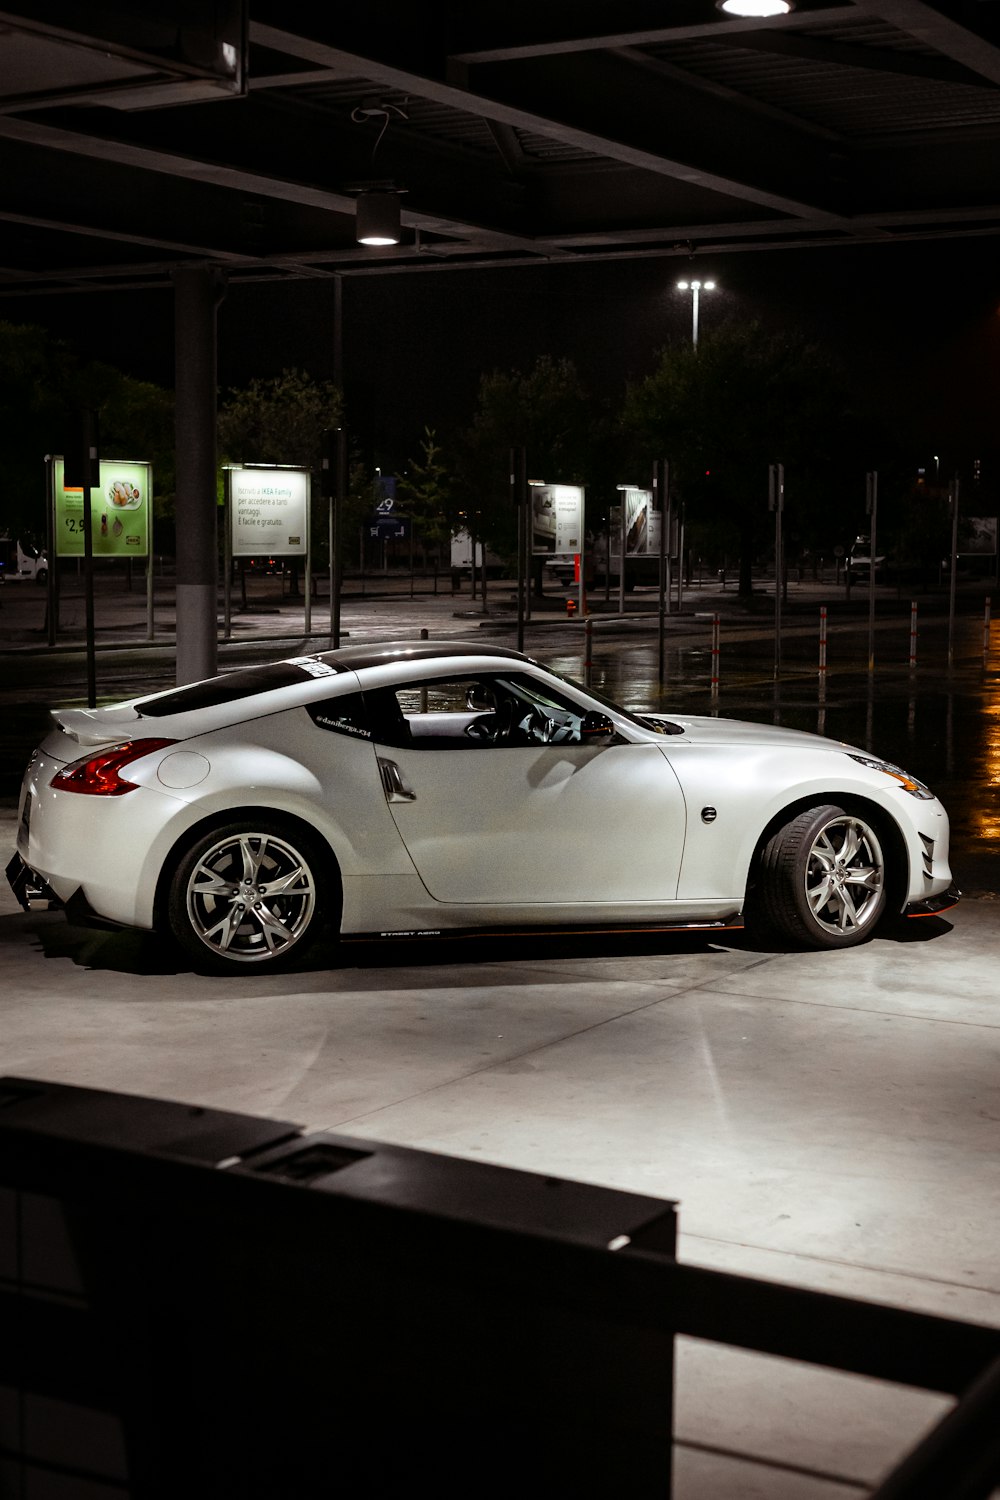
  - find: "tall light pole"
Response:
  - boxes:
[676,278,716,347]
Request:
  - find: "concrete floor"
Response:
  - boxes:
[4,575,1000,1493]
[3,798,999,1496]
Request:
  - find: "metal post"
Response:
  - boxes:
[909,601,918,670]
[711,613,720,704]
[770,463,784,681]
[866,470,878,674]
[691,282,700,347]
[947,478,960,669]
[222,476,232,640]
[818,604,827,697]
[327,427,346,649]
[146,507,155,643]
[584,615,593,687]
[984,595,992,667]
[304,474,312,637]
[45,456,57,645]
[657,459,668,683]
[576,486,587,621]
[515,447,527,652]
[80,411,98,708]
[618,493,626,616]
[173,267,223,685]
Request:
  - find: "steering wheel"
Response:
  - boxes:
[494,698,519,743]
[464,714,498,742]
[529,708,557,743]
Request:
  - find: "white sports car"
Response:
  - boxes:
[7,642,957,971]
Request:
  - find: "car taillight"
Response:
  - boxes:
[50,738,176,796]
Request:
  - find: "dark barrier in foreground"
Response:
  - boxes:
[1,1077,999,1498]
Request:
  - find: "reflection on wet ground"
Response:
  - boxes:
[546,611,1000,898]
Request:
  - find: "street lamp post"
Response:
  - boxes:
[676,278,716,347]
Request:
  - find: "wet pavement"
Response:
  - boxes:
[3,570,1000,1496]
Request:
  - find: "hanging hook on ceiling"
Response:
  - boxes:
[350,100,409,163]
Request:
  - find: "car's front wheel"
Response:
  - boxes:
[755,804,887,949]
[167,819,331,971]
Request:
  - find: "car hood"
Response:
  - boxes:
[644,713,853,752]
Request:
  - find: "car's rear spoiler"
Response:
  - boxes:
[50,707,140,747]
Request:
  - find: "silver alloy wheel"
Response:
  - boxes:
[803,814,884,937]
[184,829,317,963]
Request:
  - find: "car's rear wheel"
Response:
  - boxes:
[168,819,329,971]
[756,804,887,949]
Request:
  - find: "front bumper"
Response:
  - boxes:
[904,886,962,919]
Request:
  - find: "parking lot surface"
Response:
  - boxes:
[3,571,999,1494]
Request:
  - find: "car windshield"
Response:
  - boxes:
[542,667,683,735]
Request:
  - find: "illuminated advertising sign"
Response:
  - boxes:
[531,484,583,555]
[53,458,151,558]
[229,467,309,556]
[962,517,998,555]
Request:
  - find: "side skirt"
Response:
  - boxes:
[344,915,745,944]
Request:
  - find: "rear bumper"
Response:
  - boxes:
[5,852,61,911]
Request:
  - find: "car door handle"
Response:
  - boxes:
[378,757,416,803]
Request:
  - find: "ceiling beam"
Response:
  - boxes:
[446,5,857,64]
[250,21,856,226]
[852,0,1000,85]
[0,112,549,256]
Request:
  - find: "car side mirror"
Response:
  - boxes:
[580,711,616,740]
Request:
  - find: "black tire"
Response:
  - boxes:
[755,803,887,949]
[167,818,333,972]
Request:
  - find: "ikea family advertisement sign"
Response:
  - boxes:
[229,466,309,556]
[52,458,152,558]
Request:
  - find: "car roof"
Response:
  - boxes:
[129,640,536,724]
[315,641,530,670]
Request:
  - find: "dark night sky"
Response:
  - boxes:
[11,234,1000,475]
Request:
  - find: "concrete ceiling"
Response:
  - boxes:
[3,0,1000,299]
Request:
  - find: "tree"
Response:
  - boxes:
[622,320,880,597]
[396,427,456,564]
[0,321,175,544]
[217,368,342,468]
[456,355,593,563]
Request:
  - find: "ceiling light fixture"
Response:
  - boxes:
[356,191,401,246]
[717,0,793,17]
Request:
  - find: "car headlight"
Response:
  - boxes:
[846,753,935,799]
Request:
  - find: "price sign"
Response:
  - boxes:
[52,458,152,558]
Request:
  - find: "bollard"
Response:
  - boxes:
[711,613,720,701]
[909,602,918,670]
[985,596,992,666]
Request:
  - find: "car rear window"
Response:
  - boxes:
[135,657,341,717]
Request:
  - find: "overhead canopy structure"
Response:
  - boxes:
[3,0,1000,299]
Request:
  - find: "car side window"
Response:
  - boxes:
[366,673,622,749]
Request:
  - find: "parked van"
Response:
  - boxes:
[0,534,49,583]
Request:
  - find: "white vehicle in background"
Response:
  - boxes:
[0,534,48,584]
[848,535,888,583]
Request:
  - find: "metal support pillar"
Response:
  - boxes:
[173,266,224,685]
